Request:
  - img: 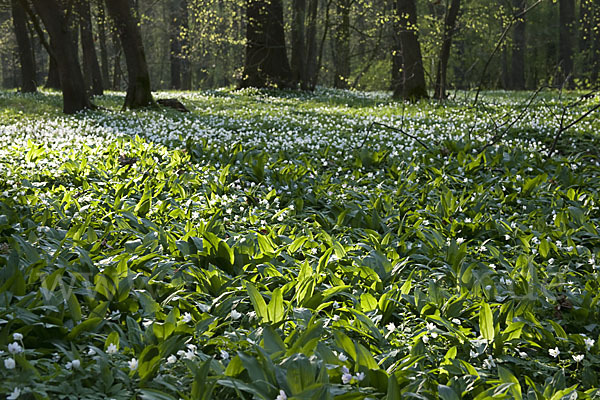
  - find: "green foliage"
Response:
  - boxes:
[0,88,600,399]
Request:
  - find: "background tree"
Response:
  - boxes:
[10,0,36,92]
[30,0,91,113]
[558,0,575,88]
[170,0,190,90]
[79,0,103,95]
[393,0,427,100]
[240,0,292,88]
[105,0,154,108]
[433,0,461,99]
[511,0,526,90]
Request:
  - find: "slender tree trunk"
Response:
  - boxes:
[240,0,292,88]
[97,0,110,88]
[11,0,37,92]
[30,0,91,113]
[305,0,318,88]
[79,0,103,95]
[169,0,189,89]
[558,0,575,88]
[333,0,350,88]
[434,0,461,99]
[579,0,599,83]
[291,0,307,88]
[510,0,526,90]
[393,0,428,100]
[111,30,123,90]
[105,0,154,108]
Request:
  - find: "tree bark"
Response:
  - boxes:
[333,0,350,88]
[169,0,189,90]
[97,0,110,88]
[305,0,318,89]
[393,0,428,100]
[579,0,599,83]
[30,0,92,113]
[11,0,37,92]
[291,0,307,88]
[558,0,575,88]
[79,0,103,95]
[105,0,155,108]
[434,0,461,99]
[240,0,292,89]
[510,0,526,90]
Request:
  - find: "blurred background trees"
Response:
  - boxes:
[0,0,599,100]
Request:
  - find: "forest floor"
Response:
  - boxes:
[0,88,600,399]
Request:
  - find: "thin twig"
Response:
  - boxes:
[479,86,544,154]
[359,121,431,151]
[547,99,600,157]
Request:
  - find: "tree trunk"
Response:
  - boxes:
[240,0,292,89]
[558,0,575,88]
[333,0,350,88]
[434,0,460,99]
[305,0,318,89]
[79,0,103,95]
[169,0,189,90]
[105,0,155,108]
[97,0,110,88]
[510,0,526,90]
[291,0,307,88]
[30,0,91,113]
[393,0,428,100]
[11,0,37,92]
[579,0,599,83]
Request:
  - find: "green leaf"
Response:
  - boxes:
[246,282,268,323]
[267,287,284,323]
[480,302,495,343]
[498,365,522,400]
[138,345,161,382]
[438,385,460,400]
[67,318,102,340]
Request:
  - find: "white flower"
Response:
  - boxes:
[572,354,584,362]
[469,350,478,358]
[275,390,287,400]
[482,356,496,369]
[182,312,192,323]
[355,371,365,381]
[71,359,80,369]
[4,358,16,369]
[166,355,177,364]
[426,322,435,331]
[338,352,348,362]
[451,318,461,325]
[65,362,73,370]
[6,387,20,400]
[489,264,496,270]
[231,310,242,320]
[422,334,429,343]
[128,358,138,370]
[8,342,22,354]
[220,350,229,360]
[12,333,23,341]
[107,343,118,354]
[386,322,396,332]
[549,347,560,358]
[342,371,353,384]
[456,237,465,244]
[87,347,96,356]
[585,338,595,351]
